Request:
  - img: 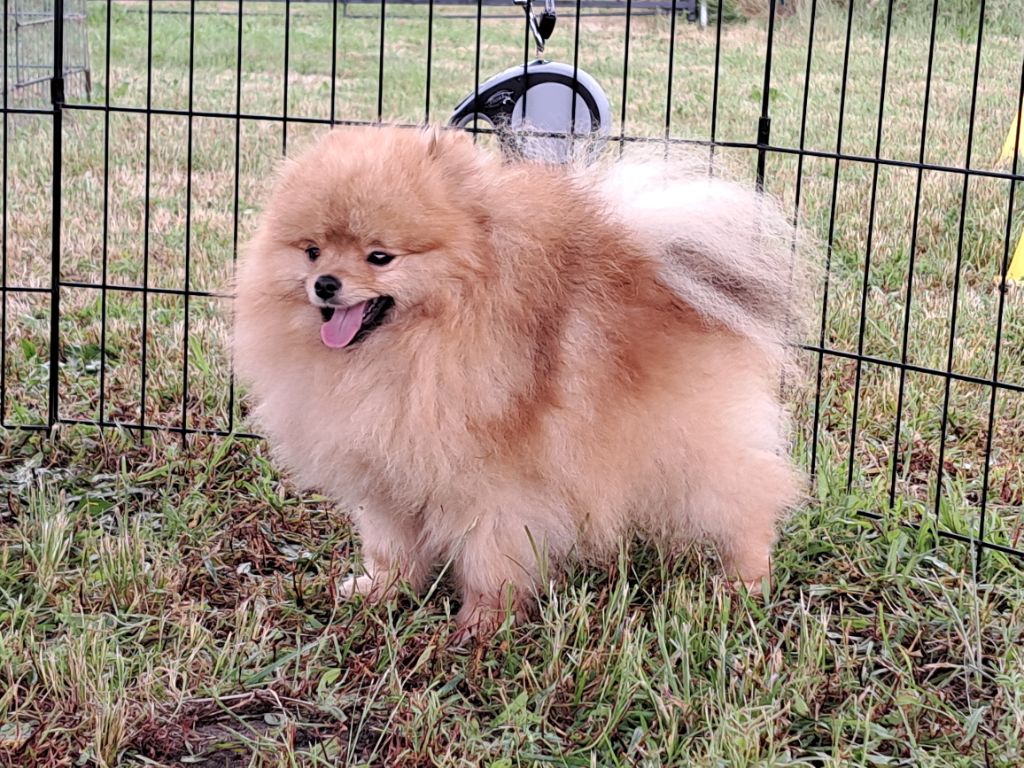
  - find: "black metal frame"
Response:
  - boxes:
[2,0,1022,567]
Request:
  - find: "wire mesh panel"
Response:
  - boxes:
[3,0,90,103]
[0,0,1022,567]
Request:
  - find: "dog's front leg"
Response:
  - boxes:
[337,505,433,602]
[449,508,564,644]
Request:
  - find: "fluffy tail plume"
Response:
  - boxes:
[593,149,815,356]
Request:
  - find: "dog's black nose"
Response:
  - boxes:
[314,275,341,300]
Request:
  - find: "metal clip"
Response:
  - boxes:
[513,0,554,55]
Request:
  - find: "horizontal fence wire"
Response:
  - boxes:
[0,0,1022,565]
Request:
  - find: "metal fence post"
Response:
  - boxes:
[755,0,777,191]
[47,0,65,430]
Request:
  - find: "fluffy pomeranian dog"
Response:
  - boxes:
[234,125,811,639]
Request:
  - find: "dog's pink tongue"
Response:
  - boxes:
[320,302,366,349]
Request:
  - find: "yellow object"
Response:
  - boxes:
[998,99,1024,165]
[997,99,1024,286]
[1009,231,1024,283]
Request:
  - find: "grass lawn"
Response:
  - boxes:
[2,0,1023,765]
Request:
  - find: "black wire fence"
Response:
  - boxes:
[1,0,1022,567]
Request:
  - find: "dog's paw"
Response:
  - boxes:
[450,593,531,647]
[336,574,374,599]
[335,573,400,603]
[450,607,503,648]
[729,576,769,597]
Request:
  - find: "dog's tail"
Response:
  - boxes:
[594,151,815,356]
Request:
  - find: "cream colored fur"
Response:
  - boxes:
[233,126,812,639]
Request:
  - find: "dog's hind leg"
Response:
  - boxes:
[688,437,800,590]
[667,377,802,590]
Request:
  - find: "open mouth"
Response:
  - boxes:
[319,296,394,349]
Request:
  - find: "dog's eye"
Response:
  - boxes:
[305,246,320,261]
[367,251,394,266]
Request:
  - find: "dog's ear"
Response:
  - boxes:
[422,126,492,229]
[425,125,444,158]
[423,126,481,186]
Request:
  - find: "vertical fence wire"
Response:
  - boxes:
[663,0,677,143]
[377,0,387,122]
[228,0,246,434]
[519,0,529,124]
[888,0,940,509]
[47,0,65,430]
[471,0,482,138]
[180,0,197,443]
[708,0,723,169]
[1,0,8,424]
[283,0,292,153]
[755,0,777,190]
[424,0,434,123]
[791,0,818,226]
[568,0,583,148]
[845,0,895,492]
[331,0,340,125]
[98,0,112,425]
[139,0,155,433]
[934,0,987,531]
[809,0,856,480]
[617,0,632,154]
[977,52,1024,570]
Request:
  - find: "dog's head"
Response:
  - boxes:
[239,126,491,351]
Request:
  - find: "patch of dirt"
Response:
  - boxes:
[128,689,351,766]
